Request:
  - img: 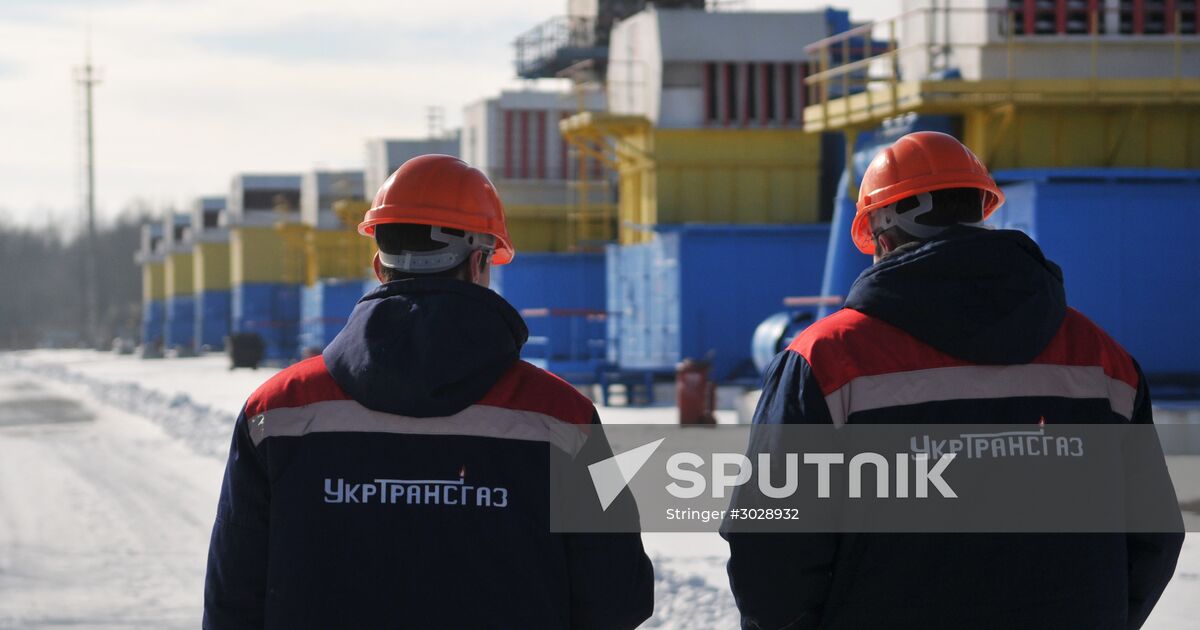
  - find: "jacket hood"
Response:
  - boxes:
[323,278,528,417]
[844,226,1066,364]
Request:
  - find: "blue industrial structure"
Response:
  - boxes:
[232,283,301,362]
[607,224,830,382]
[191,195,231,354]
[196,290,232,351]
[989,168,1200,395]
[300,280,366,353]
[162,211,196,353]
[165,296,196,352]
[492,252,607,381]
[751,111,1200,401]
[141,301,165,352]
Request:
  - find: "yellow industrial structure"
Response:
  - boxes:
[190,196,233,352]
[142,262,164,313]
[562,113,822,244]
[228,225,304,285]
[193,240,230,295]
[273,201,374,286]
[223,175,306,361]
[223,174,307,288]
[164,249,194,307]
[160,213,197,352]
[558,7,843,244]
[285,170,372,286]
[504,198,616,251]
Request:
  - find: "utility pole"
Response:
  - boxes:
[76,47,101,346]
[426,106,445,139]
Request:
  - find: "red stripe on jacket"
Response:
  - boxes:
[477,360,595,426]
[243,355,351,417]
[243,357,594,426]
[787,307,1138,397]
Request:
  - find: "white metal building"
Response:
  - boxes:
[606,7,843,128]
[461,88,607,206]
[223,174,304,228]
[189,197,227,244]
[162,211,193,256]
[363,136,461,200]
[300,170,366,230]
[896,0,1199,82]
[135,223,165,265]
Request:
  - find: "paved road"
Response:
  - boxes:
[0,372,223,629]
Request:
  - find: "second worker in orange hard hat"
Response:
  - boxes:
[724,132,1181,629]
[203,154,654,629]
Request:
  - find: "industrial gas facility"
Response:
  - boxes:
[133,0,1200,407]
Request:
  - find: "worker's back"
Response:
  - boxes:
[726,227,1182,630]
[204,278,654,629]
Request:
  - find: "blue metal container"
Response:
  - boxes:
[232,283,301,362]
[491,252,607,381]
[164,295,196,351]
[988,168,1200,390]
[607,224,831,382]
[818,115,959,317]
[194,290,231,352]
[300,280,366,352]
[142,300,165,349]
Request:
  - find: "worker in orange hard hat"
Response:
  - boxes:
[205,154,654,629]
[359,153,516,281]
[725,132,1181,629]
[851,130,1005,260]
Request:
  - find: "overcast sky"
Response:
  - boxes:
[0,0,896,229]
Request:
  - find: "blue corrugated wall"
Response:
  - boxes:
[989,168,1200,388]
[165,295,196,350]
[142,300,165,350]
[608,224,831,382]
[195,290,231,352]
[300,280,365,352]
[491,252,607,381]
[232,283,301,362]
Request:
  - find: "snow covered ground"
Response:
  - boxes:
[1,349,1197,628]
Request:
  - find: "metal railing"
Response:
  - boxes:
[514,16,600,78]
[803,5,1199,129]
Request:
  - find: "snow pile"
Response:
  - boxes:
[0,353,236,458]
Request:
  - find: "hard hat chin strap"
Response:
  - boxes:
[376,226,495,273]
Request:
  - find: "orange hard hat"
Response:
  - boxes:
[358,154,514,265]
[852,131,1004,255]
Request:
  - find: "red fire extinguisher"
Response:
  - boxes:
[676,357,717,425]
